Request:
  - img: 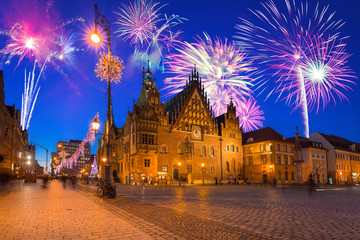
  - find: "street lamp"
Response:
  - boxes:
[92,3,112,186]
[178,162,181,187]
[201,163,205,186]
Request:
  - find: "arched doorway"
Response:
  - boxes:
[263,171,268,183]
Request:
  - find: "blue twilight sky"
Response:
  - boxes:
[0,0,359,167]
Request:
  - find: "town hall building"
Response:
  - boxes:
[97,65,244,184]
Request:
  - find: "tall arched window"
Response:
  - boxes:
[236,146,239,152]
[226,162,230,172]
[291,172,295,181]
[230,144,235,152]
[285,171,288,181]
[210,146,214,157]
[202,145,206,156]
[231,159,235,171]
[237,163,241,172]
[226,145,229,151]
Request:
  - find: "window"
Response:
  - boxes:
[291,172,295,181]
[277,156,281,164]
[283,145,287,152]
[249,147,253,154]
[284,156,288,165]
[210,146,215,157]
[202,146,206,156]
[120,162,123,173]
[260,144,266,152]
[187,164,192,173]
[162,165,168,172]
[278,171,281,181]
[232,159,235,171]
[262,156,267,164]
[141,134,148,144]
[226,162,230,172]
[285,171,288,181]
[248,157,253,166]
[276,144,280,151]
[149,135,154,145]
[230,144,235,152]
[236,146,239,152]
[161,145,167,153]
[131,158,134,168]
[226,145,229,152]
[178,142,183,153]
[290,147,294,153]
[210,165,215,174]
[144,159,150,167]
[237,163,241,172]
[290,158,294,165]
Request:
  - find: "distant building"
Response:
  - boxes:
[243,127,297,184]
[53,140,91,177]
[0,70,29,178]
[312,132,360,184]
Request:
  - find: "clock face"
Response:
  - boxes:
[193,129,201,138]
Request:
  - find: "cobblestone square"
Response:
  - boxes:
[1,181,360,239]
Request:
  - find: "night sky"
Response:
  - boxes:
[1,0,359,167]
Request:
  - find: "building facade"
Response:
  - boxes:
[243,127,298,184]
[97,66,244,184]
[312,132,360,184]
[0,70,30,179]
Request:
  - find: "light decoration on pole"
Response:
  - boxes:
[95,51,125,83]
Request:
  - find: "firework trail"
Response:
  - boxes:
[21,59,48,130]
[114,0,186,71]
[235,0,354,138]
[164,33,264,131]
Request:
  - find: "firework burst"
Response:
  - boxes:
[235,0,354,137]
[114,0,186,71]
[95,52,125,83]
[237,98,265,133]
[164,33,258,116]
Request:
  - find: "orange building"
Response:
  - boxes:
[243,127,297,184]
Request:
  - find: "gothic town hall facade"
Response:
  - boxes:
[97,66,244,184]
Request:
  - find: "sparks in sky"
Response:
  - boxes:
[237,98,265,133]
[114,0,186,71]
[164,33,258,115]
[21,60,47,130]
[235,0,353,137]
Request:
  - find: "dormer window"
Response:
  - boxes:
[247,138,254,143]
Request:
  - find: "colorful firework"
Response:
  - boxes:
[288,36,356,113]
[237,98,265,133]
[114,0,186,71]
[55,32,77,69]
[235,0,354,137]
[95,52,125,83]
[164,33,258,116]
[20,59,47,130]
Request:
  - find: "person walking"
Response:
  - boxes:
[273,177,277,188]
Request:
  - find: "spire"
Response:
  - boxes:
[147,59,150,73]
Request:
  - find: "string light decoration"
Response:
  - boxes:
[95,51,125,83]
[55,113,99,174]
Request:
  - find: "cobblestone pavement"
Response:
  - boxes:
[1,181,360,239]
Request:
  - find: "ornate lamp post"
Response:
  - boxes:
[90,4,124,185]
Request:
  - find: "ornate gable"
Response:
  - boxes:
[165,67,216,135]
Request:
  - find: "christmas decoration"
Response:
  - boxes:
[95,51,125,83]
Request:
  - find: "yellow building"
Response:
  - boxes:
[312,132,360,184]
[97,66,243,184]
[288,136,328,184]
[243,127,297,184]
